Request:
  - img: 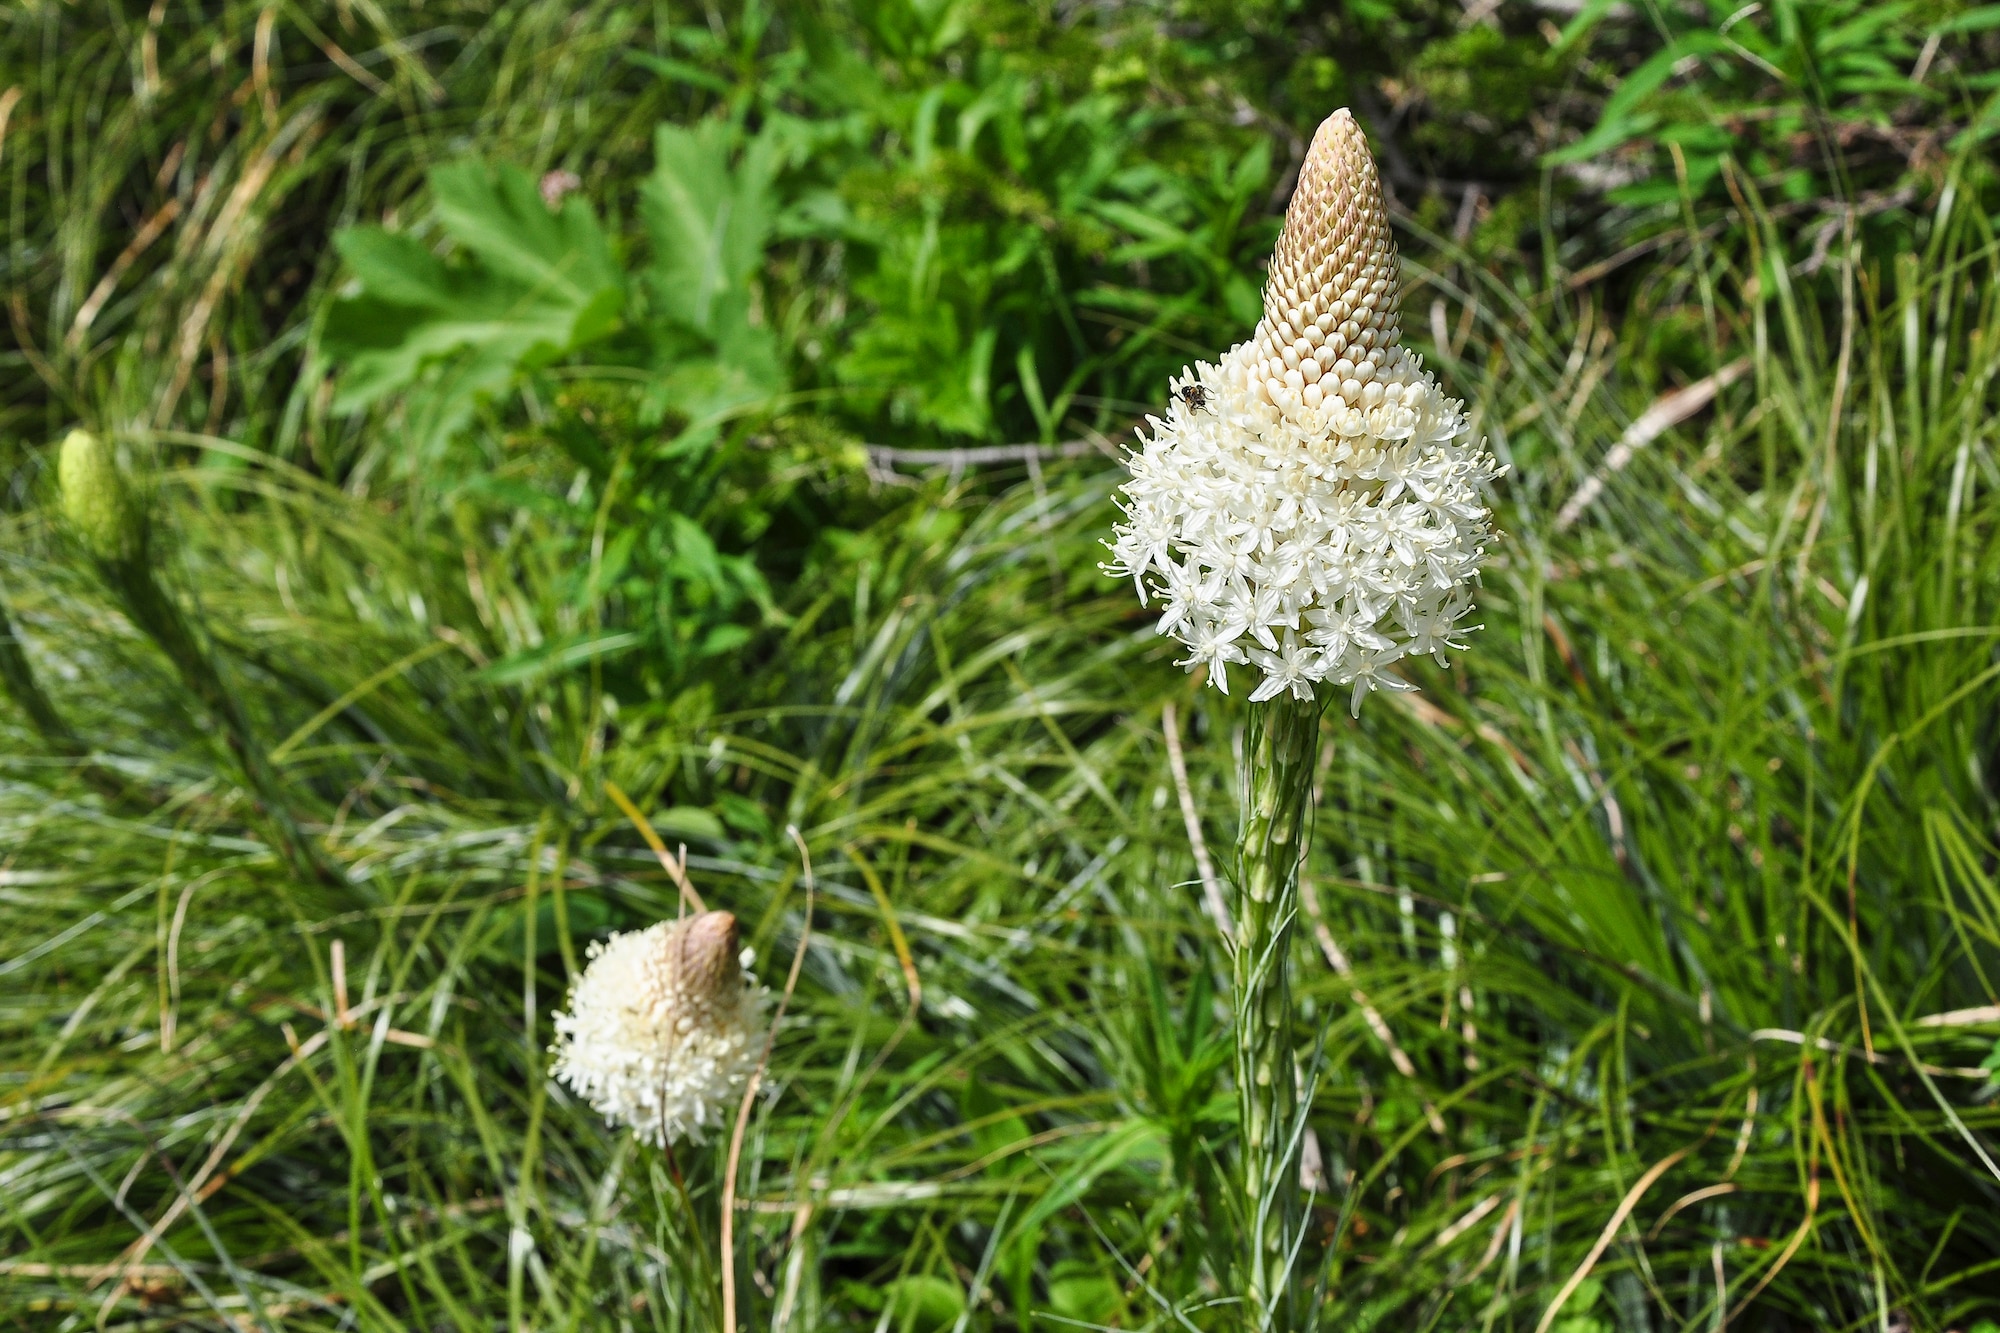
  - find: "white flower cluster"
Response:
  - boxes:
[551,911,765,1146]
[1107,110,1501,713]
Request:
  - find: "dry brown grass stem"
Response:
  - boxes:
[724,827,818,1333]
[605,779,707,913]
[1162,701,1232,941]
[1299,875,1447,1138]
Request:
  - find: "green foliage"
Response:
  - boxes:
[645,121,777,339]
[1406,26,1557,174]
[883,1274,968,1330]
[639,120,785,437]
[323,126,793,465]
[319,123,814,696]
[1544,0,1997,208]
[326,161,626,463]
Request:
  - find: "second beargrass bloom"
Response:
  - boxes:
[1107,110,1501,712]
[551,910,766,1147]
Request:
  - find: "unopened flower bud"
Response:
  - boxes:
[672,908,743,1001]
[57,429,145,566]
[551,910,765,1146]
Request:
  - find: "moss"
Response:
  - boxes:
[1407,25,1557,177]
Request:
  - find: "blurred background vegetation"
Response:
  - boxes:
[5,0,2000,1329]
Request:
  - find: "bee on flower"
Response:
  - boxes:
[550,910,766,1147]
[1106,109,1503,713]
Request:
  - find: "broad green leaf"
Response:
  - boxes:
[1046,1261,1122,1324]
[642,119,777,337]
[649,805,727,844]
[324,162,625,458]
[642,325,782,436]
[333,229,455,311]
[637,121,786,441]
[429,161,621,314]
[880,1275,964,1332]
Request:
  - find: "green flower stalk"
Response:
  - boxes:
[1108,112,1501,1329]
[57,430,341,886]
[1231,692,1320,1329]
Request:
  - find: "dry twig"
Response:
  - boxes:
[1161,701,1233,941]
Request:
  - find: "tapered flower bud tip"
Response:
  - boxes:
[551,913,766,1146]
[674,910,742,1000]
[1273,109,1393,314]
[1248,108,1407,417]
[57,429,145,565]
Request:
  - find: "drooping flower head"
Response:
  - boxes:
[1107,110,1502,713]
[551,910,765,1146]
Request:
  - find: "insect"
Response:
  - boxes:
[1175,383,1210,413]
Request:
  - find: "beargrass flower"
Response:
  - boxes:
[1107,110,1502,713]
[551,910,766,1147]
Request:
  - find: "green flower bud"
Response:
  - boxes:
[57,429,145,565]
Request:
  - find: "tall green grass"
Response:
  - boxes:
[7,180,2000,1327]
